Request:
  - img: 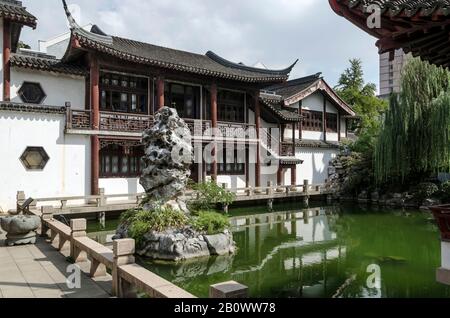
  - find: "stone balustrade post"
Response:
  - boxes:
[98,188,106,207]
[210,281,248,298]
[16,191,25,208]
[222,183,229,213]
[437,241,450,285]
[70,219,87,263]
[112,239,137,298]
[40,206,54,237]
[303,180,309,194]
[267,181,273,196]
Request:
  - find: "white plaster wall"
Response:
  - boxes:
[294,148,338,185]
[0,111,90,211]
[340,117,347,139]
[11,68,85,109]
[0,18,3,101]
[302,92,324,112]
[442,241,450,269]
[99,178,145,199]
[217,175,246,190]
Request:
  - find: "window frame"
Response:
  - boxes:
[302,110,323,132]
[100,145,144,178]
[100,72,149,114]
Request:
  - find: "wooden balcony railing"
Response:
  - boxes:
[100,111,152,132]
[66,107,257,139]
[217,122,257,139]
[281,142,295,157]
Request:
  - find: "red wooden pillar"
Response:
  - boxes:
[91,136,100,196]
[90,55,100,195]
[292,123,296,155]
[157,77,165,110]
[255,92,261,188]
[3,20,10,101]
[337,112,341,141]
[277,166,283,186]
[323,95,327,142]
[211,83,218,181]
[299,101,303,141]
[291,165,297,186]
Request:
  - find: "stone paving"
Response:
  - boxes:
[0,230,112,298]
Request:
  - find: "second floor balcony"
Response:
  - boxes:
[65,107,257,140]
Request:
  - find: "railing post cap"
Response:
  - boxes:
[210,281,248,298]
[113,238,135,257]
[70,218,87,231]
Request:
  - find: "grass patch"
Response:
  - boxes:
[192,211,230,235]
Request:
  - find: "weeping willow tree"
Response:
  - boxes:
[375,58,450,184]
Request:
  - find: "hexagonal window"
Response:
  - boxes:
[18,82,46,104]
[20,147,50,170]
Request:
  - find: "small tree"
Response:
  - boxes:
[190,181,235,213]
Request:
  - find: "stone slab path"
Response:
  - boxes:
[0,230,112,298]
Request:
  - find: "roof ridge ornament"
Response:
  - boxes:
[205,51,298,76]
[61,0,113,45]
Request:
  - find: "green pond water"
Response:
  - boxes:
[87,204,450,298]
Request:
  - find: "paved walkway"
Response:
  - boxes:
[0,230,112,298]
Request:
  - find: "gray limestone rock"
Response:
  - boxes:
[140,107,193,212]
[0,215,40,246]
[204,230,236,256]
[136,227,234,261]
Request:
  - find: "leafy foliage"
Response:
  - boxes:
[192,211,230,235]
[411,183,439,204]
[190,181,236,212]
[441,181,450,202]
[338,152,375,196]
[375,58,450,184]
[335,59,388,154]
[124,207,189,246]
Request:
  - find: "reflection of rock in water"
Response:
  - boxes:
[166,255,235,283]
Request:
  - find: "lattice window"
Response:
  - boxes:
[18,82,46,104]
[20,147,50,170]
[302,110,323,132]
[100,145,144,178]
[326,113,338,133]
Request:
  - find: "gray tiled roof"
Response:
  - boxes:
[260,97,302,122]
[264,73,322,99]
[68,28,297,84]
[0,0,36,28]
[11,53,87,76]
[61,0,297,84]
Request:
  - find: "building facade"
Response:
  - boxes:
[0,0,355,211]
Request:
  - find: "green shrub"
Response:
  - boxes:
[192,211,230,235]
[125,207,189,246]
[412,182,439,203]
[190,181,236,212]
[441,181,450,202]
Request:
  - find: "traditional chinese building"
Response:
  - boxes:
[0,0,355,211]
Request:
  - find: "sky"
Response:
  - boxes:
[20,0,381,90]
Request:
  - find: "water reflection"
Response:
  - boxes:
[141,205,450,298]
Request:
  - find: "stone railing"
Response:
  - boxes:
[36,208,248,298]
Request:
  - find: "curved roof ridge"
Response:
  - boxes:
[62,0,113,45]
[206,51,298,76]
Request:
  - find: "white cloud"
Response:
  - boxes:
[20,0,380,89]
